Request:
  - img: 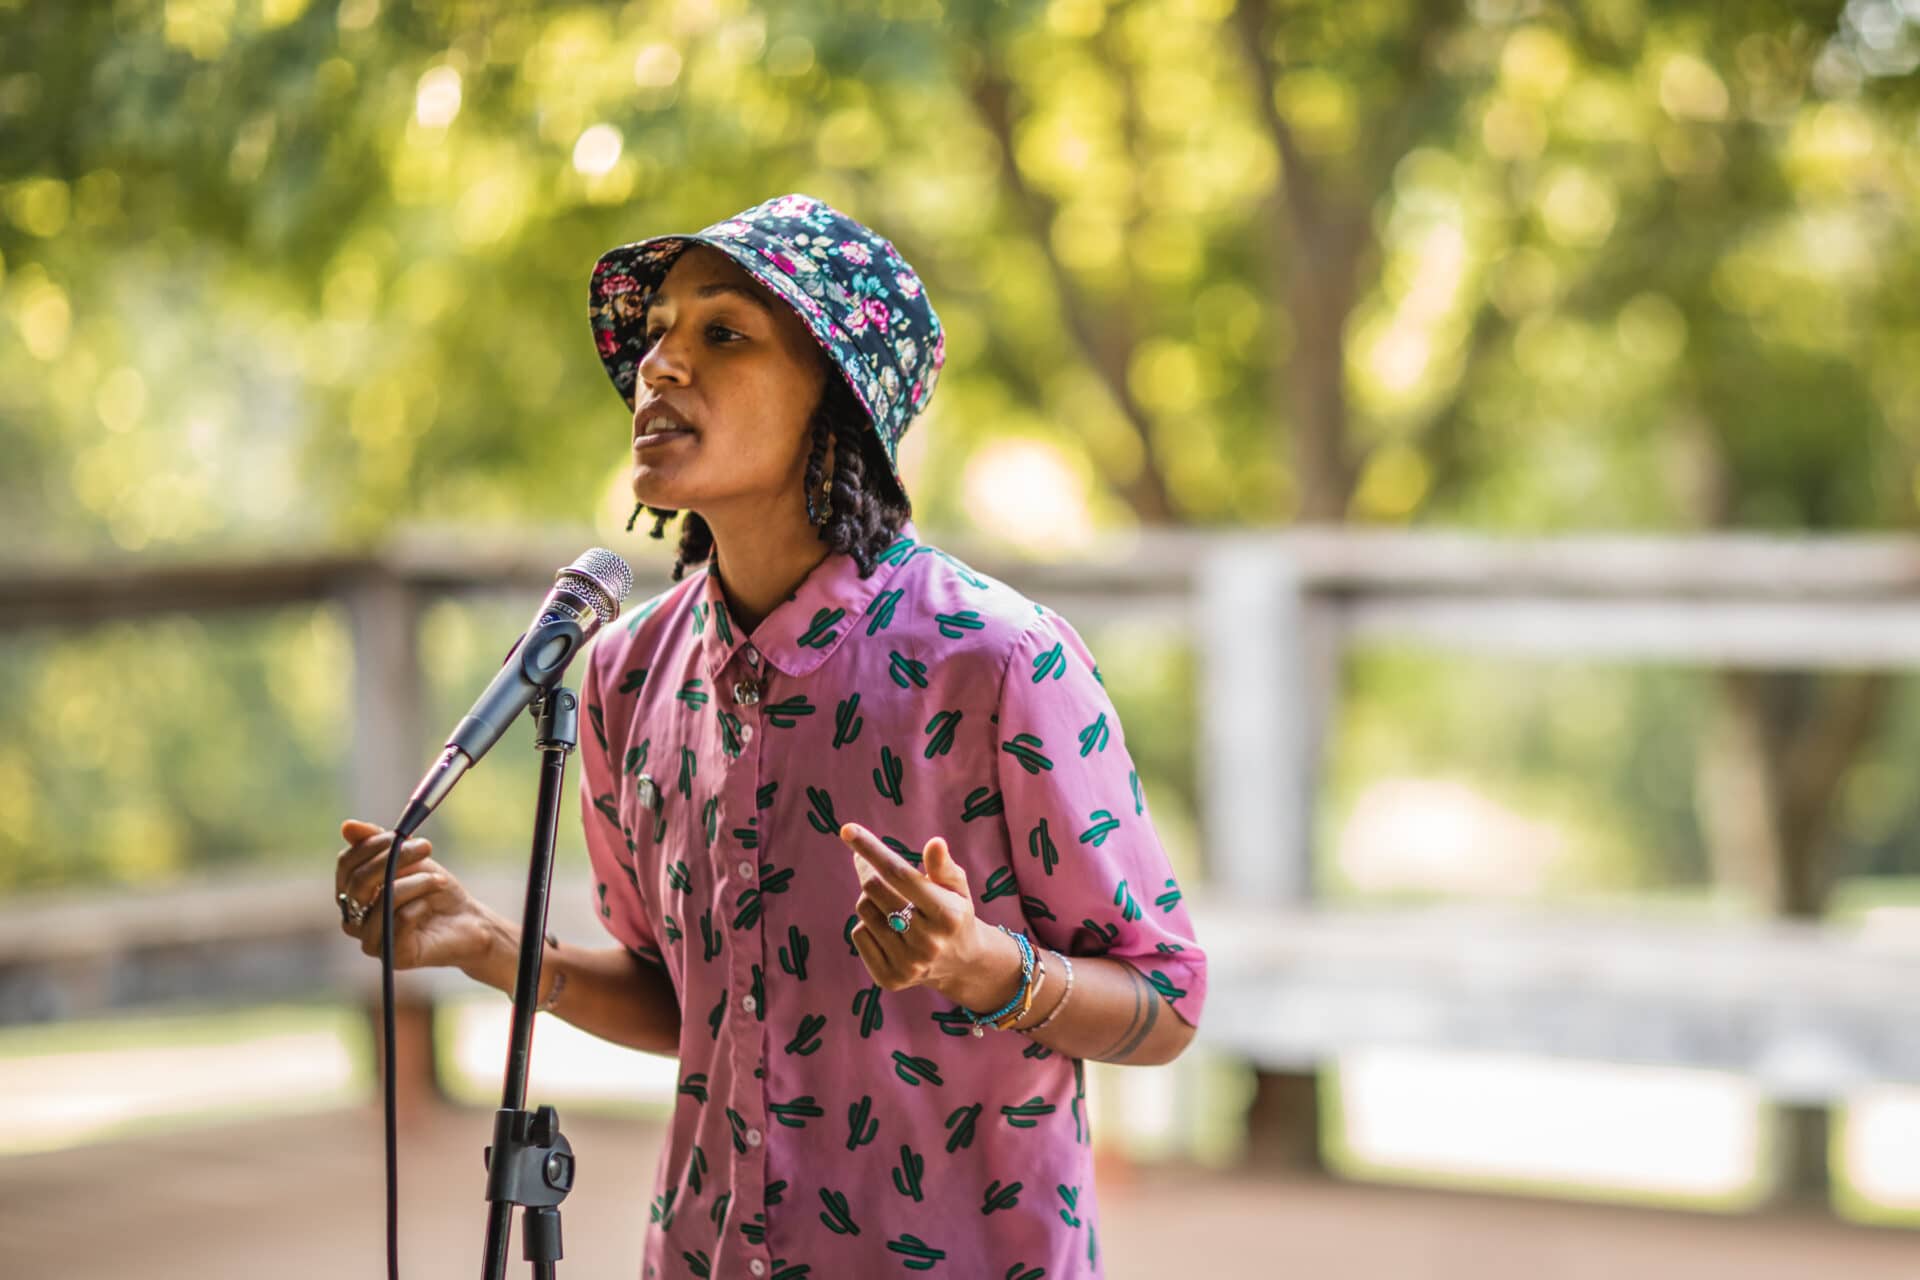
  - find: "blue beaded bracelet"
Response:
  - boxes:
[962,925,1034,1038]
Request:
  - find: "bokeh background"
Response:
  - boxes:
[5,0,1920,1276]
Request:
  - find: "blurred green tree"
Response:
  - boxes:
[3,0,1916,918]
[4,0,1920,1188]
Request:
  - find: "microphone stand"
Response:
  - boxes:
[479,683,579,1279]
[370,559,630,1280]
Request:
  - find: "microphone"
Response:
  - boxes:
[393,548,634,835]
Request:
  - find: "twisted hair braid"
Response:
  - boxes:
[627,364,912,582]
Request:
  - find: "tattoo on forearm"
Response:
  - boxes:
[1095,963,1160,1062]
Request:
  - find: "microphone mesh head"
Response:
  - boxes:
[562,547,634,622]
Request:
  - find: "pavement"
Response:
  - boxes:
[4,1105,1916,1279]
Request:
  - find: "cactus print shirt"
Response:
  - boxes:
[578,519,1207,1279]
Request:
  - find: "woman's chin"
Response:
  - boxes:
[630,470,691,512]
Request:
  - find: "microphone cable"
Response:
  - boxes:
[381,819,408,1280]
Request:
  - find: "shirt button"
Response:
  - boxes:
[733,679,761,706]
[745,648,760,668]
[739,722,753,743]
[750,1262,766,1277]
[737,860,755,879]
[745,1127,763,1147]
[741,994,757,1014]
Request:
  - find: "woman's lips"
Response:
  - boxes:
[633,429,694,450]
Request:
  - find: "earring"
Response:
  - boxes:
[626,501,645,532]
[810,469,833,526]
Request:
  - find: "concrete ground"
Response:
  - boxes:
[4,1105,1916,1279]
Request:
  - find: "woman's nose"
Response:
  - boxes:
[638,327,689,387]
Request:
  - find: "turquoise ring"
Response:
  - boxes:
[887,904,915,933]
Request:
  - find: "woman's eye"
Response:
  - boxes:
[640,321,740,349]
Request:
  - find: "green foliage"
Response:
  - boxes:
[1327,650,1711,900]
[2,1,1918,889]
[5,1,1905,554]
[0,608,352,888]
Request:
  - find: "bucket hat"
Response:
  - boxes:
[589,193,945,500]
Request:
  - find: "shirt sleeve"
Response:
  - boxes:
[579,643,663,964]
[993,610,1208,1027]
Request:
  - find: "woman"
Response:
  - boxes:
[334,193,1207,1279]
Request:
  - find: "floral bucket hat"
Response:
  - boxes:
[589,193,945,499]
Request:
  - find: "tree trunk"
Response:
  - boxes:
[1241,1066,1324,1172]
[1284,221,1362,521]
[1696,667,1891,1203]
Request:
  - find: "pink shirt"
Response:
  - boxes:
[579,518,1208,1279]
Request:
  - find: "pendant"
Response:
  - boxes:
[970,1025,984,1038]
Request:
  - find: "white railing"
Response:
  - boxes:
[8,526,1920,1102]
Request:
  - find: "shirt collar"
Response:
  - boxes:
[697,518,921,680]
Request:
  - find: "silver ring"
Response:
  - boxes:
[337,891,369,929]
[887,903,915,934]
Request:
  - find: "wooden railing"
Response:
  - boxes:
[8,526,1920,1106]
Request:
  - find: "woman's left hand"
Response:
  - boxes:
[840,822,1012,1009]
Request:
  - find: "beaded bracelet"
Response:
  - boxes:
[962,925,1033,1037]
[993,951,1047,1031]
[1018,950,1075,1034]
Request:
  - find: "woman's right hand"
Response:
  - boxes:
[334,818,502,973]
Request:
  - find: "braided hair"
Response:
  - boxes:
[627,360,913,582]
